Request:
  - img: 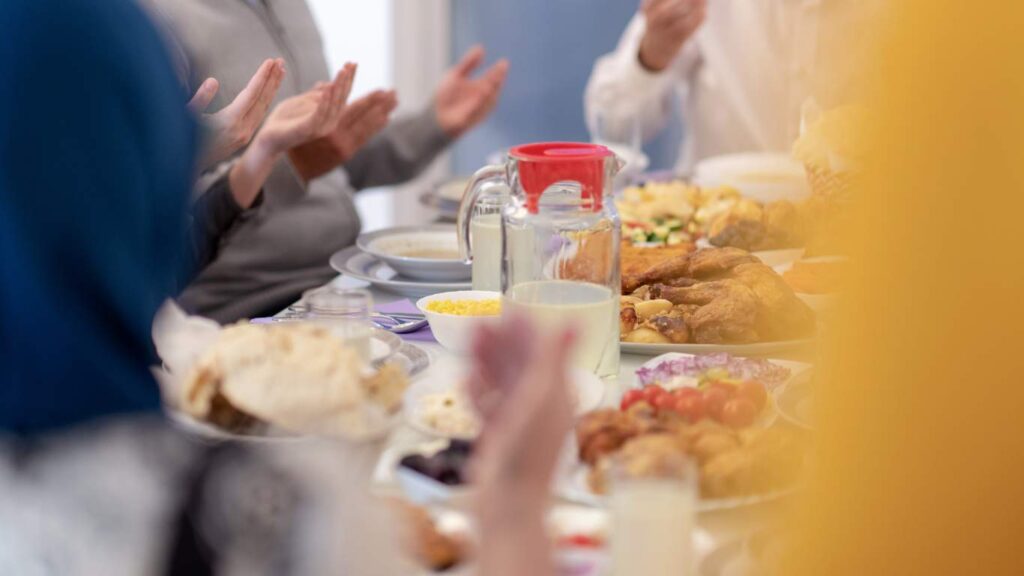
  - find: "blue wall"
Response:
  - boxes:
[450,0,682,174]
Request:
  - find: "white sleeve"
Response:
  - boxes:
[584,12,700,142]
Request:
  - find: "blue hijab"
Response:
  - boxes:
[0,0,197,433]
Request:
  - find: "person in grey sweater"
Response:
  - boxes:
[147,0,508,323]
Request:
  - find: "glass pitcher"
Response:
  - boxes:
[458,142,623,378]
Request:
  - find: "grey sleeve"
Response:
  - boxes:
[342,106,452,190]
[182,168,260,285]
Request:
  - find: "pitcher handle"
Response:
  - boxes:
[457,164,506,263]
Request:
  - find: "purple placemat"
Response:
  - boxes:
[376,299,436,342]
[253,300,436,342]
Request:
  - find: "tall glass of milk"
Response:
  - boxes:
[457,167,509,291]
[609,453,698,576]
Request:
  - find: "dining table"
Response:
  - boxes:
[281,269,799,573]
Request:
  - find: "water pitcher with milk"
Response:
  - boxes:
[458,142,624,378]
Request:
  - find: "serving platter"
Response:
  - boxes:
[557,465,797,514]
[773,380,813,430]
[330,246,471,299]
[621,338,816,358]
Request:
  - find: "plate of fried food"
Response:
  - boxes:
[156,320,411,443]
[619,247,817,357]
[563,402,806,512]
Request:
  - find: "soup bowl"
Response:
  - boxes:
[357,225,471,282]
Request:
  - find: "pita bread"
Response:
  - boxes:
[182,322,406,438]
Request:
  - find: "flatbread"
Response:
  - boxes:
[182,322,404,438]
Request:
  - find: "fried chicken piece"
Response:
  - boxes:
[686,247,760,279]
[395,500,465,571]
[576,409,641,466]
[621,241,695,287]
[588,433,688,494]
[644,309,690,343]
[650,280,761,343]
[622,252,691,294]
[730,263,816,341]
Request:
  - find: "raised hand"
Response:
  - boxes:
[638,0,707,72]
[288,62,399,182]
[187,77,220,114]
[198,58,286,166]
[434,46,509,138]
[228,68,354,210]
[467,315,576,506]
[466,315,575,576]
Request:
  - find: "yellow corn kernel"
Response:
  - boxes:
[425,299,501,316]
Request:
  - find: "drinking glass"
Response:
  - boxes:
[608,452,698,576]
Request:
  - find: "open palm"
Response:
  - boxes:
[434,46,509,138]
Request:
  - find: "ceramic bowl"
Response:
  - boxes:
[357,225,470,282]
[416,290,502,354]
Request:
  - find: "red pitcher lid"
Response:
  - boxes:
[509,142,613,214]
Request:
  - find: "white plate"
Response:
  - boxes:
[166,409,303,443]
[695,237,804,268]
[773,381,813,430]
[633,353,815,428]
[165,406,404,444]
[635,353,813,390]
[558,465,795,513]
[437,178,470,203]
[773,257,845,314]
[621,338,815,358]
[330,246,471,299]
[700,539,746,576]
[694,153,810,203]
[357,225,470,282]
[403,358,607,440]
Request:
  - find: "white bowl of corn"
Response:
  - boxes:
[416,291,502,355]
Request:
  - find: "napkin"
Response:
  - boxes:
[376,299,436,343]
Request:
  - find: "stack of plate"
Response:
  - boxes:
[330,225,472,298]
[418,178,469,222]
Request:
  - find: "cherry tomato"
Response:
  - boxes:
[721,397,758,428]
[672,387,701,400]
[558,534,605,549]
[706,380,737,398]
[620,389,644,411]
[737,380,768,412]
[651,390,676,411]
[641,385,666,403]
[673,393,706,423]
[703,387,731,421]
